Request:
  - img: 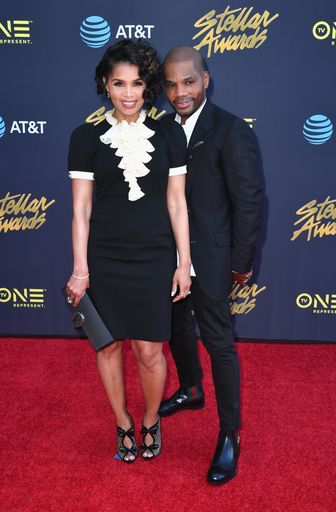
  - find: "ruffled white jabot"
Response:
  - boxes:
[100,110,155,201]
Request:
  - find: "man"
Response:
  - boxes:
[159,47,263,485]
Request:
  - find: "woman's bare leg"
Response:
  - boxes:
[131,339,166,457]
[96,341,135,461]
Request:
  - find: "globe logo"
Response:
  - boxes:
[80,16,111,48]
[303,114,333,145]
[0,116,5,138]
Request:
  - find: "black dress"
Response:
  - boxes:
[68,113,187,341]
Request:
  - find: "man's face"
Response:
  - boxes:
[164,58,209,121]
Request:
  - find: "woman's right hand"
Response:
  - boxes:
[66,275,89,307]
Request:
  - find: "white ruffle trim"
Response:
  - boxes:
[100,110,155,201]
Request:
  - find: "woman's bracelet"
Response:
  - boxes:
[72,273,89,280]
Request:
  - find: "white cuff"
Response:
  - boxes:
[69,171,94,180]
[169,165,187,176]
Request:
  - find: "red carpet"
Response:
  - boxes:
[0,338,335,512]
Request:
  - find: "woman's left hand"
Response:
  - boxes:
[171,266,191,302]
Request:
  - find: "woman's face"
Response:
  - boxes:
[105,62,146,123]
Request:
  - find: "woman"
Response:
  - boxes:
[66,39,191,463]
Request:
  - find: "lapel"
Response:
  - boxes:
[186,101,215,196]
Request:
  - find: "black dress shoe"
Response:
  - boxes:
[159,385,205,417]
[207,430,240,485]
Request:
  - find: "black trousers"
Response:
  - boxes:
[171,277,240,430]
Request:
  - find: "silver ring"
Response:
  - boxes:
[67,296,74,304]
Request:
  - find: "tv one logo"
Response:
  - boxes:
[0,116,46,138]
[0,20,32,45]
[0,288,46,308]
[80,16,154,48]
[296,293,336,314]
[312,21,336,46]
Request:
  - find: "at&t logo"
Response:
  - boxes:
[0,20,32,45]
[80,16,111,48]
[303,115,333,145]
[296,293,336,315]
[0,116,5,138]
[312,21,336,46]
[0,115,47,137]
[0,288,46,308]
[80,16,154,48]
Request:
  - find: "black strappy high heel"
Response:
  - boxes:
[117,415,138,463]
[140,417,161,460]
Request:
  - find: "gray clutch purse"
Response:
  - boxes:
[61,287,114,351]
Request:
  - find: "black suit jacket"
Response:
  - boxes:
[165,101,263,300]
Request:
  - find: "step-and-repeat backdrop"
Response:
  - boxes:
[1,1,335,341]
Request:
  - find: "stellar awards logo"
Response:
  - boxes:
[244,118,256,129]
[80,16,154,48]
[229,282,267,315]
[290,196,336,242]
[192,6,280,58]
[0,192,56,234]
[85,106,166,125]
[84,107,257,129]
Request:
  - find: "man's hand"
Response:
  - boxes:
[232,270,252,286]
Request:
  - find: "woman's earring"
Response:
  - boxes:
[106,91,110,98]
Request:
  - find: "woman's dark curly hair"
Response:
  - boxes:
[95,39,161,107]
